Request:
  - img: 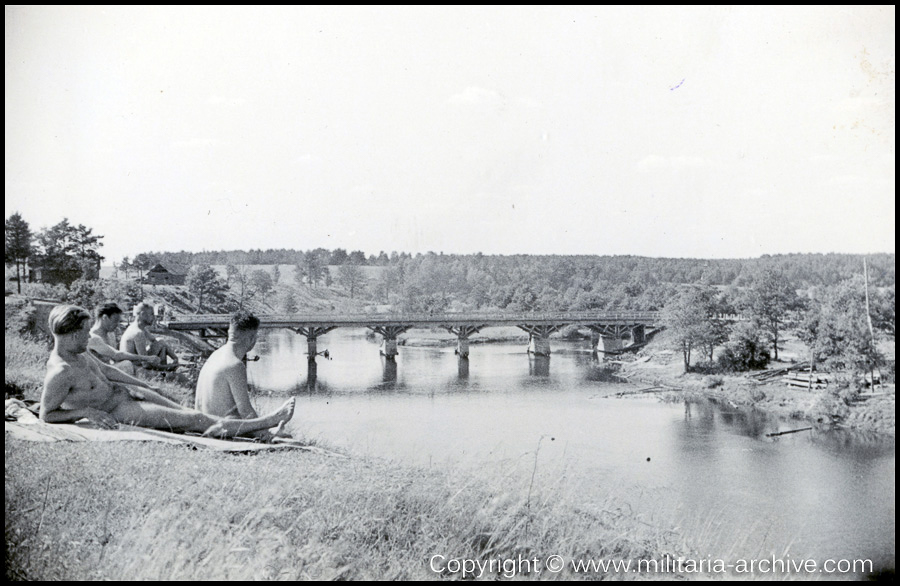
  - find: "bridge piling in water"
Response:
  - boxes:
[632,325,646,345]
[444,325,485,358]
[294,326,338,360]
[588,324,635,357]
[165,311,668,369]
[519,325,561,356]
[369,325,413,359]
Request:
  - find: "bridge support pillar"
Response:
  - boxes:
[589,324,631,358]
[600,336,623,354]
[295,326,337,360]
[444,325,484,358]
[369,325,412,359]
[518,325,560,357]
[632,325,646,345]
[381,337,398,358]
[528,335,552,356]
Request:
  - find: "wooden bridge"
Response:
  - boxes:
[164,311,663,357]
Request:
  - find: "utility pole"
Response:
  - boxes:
[863,258,879,389]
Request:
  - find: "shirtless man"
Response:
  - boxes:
[89,302,161,375]
[195,311,287,440]
[120,302,179,370]
[40,304,294,438]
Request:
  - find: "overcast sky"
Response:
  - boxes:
[5,6,895,264]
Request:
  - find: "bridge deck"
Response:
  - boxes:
[164,311,661,331]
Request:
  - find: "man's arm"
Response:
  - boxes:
[91,354,156,389]
[227,364,277,442]
[227,362,260,419]
[119,329,137,354]
[40,367,117,428]
[89,335,159,366]
[90,356,186,409]
[162,343,180,363]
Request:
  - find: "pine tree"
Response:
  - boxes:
[5,212,33,294]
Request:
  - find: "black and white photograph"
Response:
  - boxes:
[5,6,894,580]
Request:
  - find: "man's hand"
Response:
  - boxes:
[127,388,146,401]
[143,356,161,366]
[83,408,118,429]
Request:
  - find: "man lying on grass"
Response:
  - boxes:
[194,310,289,442]
[40,304,294,439]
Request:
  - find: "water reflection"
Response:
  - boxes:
[305,359,317,391]
[381,357,397,385]
[528,355,551,377]
[250,329,894,574]
[457,357,469,380]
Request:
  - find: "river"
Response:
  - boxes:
[249,328,895,577]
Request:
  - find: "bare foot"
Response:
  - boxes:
[201,421,229,438]
[270,420,287,439]
[201,398,295,439]
[272,398,295,425]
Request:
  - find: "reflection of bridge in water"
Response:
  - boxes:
[165,311,663,358]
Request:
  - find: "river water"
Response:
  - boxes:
[249,329,894,576]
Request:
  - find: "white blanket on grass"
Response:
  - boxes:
[5,399,338,455]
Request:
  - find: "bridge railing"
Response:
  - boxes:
[167,310,662,325]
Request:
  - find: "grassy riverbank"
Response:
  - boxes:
[620,330,895,436]
[6,437,696,580]
[5,313,695,580]
[5,299,892,579]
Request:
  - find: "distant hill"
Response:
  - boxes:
[99,264,387,285]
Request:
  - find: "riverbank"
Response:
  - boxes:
[4,319,698,580]
[7,436,696,580]
[395,324,895,436]
[618,331,895,436]
[6,303,892,579]
[398,326,531,347]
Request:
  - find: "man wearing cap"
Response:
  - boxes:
[40,304,294,438]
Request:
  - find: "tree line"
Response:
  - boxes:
[5,212,895,383]
[136,248,895,290]
[5,213,104,292]
[662,269,892,390]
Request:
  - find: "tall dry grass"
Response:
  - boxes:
[6,438,692,581]
[5,332,49,399]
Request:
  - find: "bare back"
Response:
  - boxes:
[194,346,248,418]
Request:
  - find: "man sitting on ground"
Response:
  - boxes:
[89,302,161,375]
[120,302,180,370]
[40,304,294,438]
[195,310,289,440]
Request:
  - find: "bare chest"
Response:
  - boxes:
[63,369,117,409]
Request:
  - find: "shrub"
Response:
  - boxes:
[689,360,721,375]
[717,322,771,372]
[703,375,724,389]
[62,278,144,312]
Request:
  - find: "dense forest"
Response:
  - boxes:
[8,213,893,377]
[136,249,895,313]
